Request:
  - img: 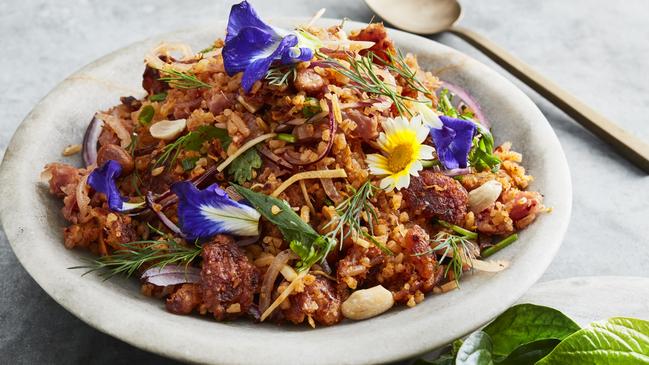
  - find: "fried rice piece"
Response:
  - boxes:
[379,225,444,304]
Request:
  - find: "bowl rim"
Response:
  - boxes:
[0,17,572,365]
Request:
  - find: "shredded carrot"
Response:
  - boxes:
[271,169,347,197]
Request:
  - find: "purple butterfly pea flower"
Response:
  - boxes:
[87,160,143,212]
[222,1,315,93]
[429,116,477,170]
[172,181,260,240]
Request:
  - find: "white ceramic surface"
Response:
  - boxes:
[518,276,649,325]
[0,19,572,365]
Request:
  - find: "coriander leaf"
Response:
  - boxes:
[456,331,494,365]
[483,303,580,356]
[149,92,167,102]
[138,105,155,125]
[184,125,231,151]
[181,157,199,171]
[496,339,560,365]
[228,148,262,184]
[536,317,649,365]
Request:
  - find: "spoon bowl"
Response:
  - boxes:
[365,0,462,35]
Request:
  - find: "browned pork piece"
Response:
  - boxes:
[402,170,469,225]
[281,276,343,326]
[200,235,260,320]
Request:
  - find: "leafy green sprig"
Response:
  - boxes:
[158,68,211,89]
[415,231,475,286]
[154,125,231,169]
[265,64,297,86]
[437,88,501,172]
[323,180,392,255]
[70,240,201,280]
[320,51,427,116]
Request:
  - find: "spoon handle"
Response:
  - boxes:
[449,25,649,172]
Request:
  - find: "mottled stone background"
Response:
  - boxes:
[1,0,647,363]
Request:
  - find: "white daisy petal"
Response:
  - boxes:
[380,176,394,191]
[409,160,423,176]
[419,144,435,160]
[395,172,411,190]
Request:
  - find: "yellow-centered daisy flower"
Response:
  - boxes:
[366,115,435,191]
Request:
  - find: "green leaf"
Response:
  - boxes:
[138,105,155,125]
[181,157,198,171]
[231,185,320,246]
[456,331,494,365]
[495,339,559,365]
[231,185,331,271]
[483,304,580,356]
[149,92,167,102]
[227,148,262,184]
[536,317,649,365]
[184,125,231,151]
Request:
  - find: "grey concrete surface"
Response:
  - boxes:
[0,0,647,363]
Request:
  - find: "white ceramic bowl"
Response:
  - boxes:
[0,19,572,364]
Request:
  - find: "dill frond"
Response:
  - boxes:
[319,50,430,116]
[323,180,392,255]
[265,64,297,86]
[69,240,201,280]
[158,68,211,89]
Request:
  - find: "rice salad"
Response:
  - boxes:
[42,2,547,327]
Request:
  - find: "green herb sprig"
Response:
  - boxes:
[323,180,392,255]
[231,185,334,272]
[320,51,427,116]
[70,240,201,280]
[265,64,297,86]
[154,125,230,169]
[158,68,211,89]
[419,231,475,286]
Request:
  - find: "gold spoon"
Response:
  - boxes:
[364,0,649,172]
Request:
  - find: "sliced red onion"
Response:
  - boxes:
[441,81,490,129]
[282,99,337,166]
[320,177,342,204]
[82,115,104,167]
[141,265,201,286]
[146,191,185,237]
[256,145,294,170]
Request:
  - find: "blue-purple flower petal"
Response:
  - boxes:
[223,26,275,74]
[222,1,317,93]
[172,181,260,240]
[429,116,476,169]
[226,0,273,43]
[88,160,143,212]
[240,34,297,92]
